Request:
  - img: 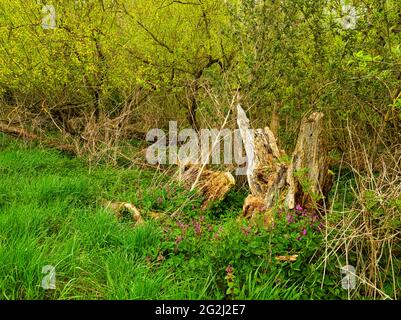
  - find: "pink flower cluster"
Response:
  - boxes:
[284,204,323,240]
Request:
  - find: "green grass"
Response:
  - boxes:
[0,133,345,300]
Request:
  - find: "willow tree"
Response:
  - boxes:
[119,0,237,130]
[0,0,124,124]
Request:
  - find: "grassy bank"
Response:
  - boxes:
[1,133,398,300]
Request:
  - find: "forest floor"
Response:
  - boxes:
[0,133,395,300]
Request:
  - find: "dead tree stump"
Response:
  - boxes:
[237,105,333,222]
[284,112,334,211]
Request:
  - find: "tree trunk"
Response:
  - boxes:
[237,105,333,221]
[270,101,281,138]
[284,111,333,211]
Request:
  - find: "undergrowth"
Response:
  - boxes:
[0,134,399,300]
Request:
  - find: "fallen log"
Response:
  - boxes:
[101,199,144,225]
[0,121,76,155]
[0,121,37,141]
[179,163,235,210]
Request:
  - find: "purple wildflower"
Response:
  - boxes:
[225,264,234,274]
[176,221,189,234]
[241,226,251,237]
[295,204,303,211]
[194,221,202,236]
[301,228,307,236]
[225,265,234,284]
[175,235,183,245]
[286,214,294,224]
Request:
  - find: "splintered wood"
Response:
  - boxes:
[236,105,333,223]
[242,195,267,219]
[101,200,144,225]
[242,194,275,229]
[275,255,299,262]
[179,164,235,210]
[284,112,334,211]
[101,199,168,226]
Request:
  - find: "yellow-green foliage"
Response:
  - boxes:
[0,0,235,115]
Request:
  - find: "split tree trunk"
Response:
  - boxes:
[237,105,333,221]
[285,112,333,211]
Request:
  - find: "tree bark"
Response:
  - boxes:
[237,105,333,220]
[270,101,281,138]
[284,112,333,211]
[0,121,76,155]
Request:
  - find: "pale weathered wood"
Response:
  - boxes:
[242,195,267,219]
[101,200,144,225]
[284,112,333,210]
[237,106,333,219]
[254,127,288,209]
[237,105,286,200]
[179,164,235,210]
[236,104,255,192]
